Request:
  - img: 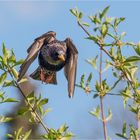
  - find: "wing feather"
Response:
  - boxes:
[64,38,78,98]
[18,31,56,82]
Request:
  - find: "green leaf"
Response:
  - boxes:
[70,9,77,17]
[23,130,32,140]
[121,86,132,98]
[89,15,101,24]
[0,92,5,100]
[120,32,126,39]
[27,92,35,101]
[109,47,114,56]
[0,64,3,70]
[82,22,90,27]
[93,27,99,32]
[116,133,127,139]
[86,55,98,70]
[105,17,114,24]
[2,43,9,59]
[0,72,7,84]
[90,106,100,119]
[101,24,108,37]
[0,57,5,69]
[100,6,110,19]
[107,33,116,39]
[0,56,2,62]
[116,46,122,60]
[122,122,126,137]
[3,98,19,103]
[86,73,92,87]
[8,50,16,63]
[16,127,23,140]
[11,68,18,79]
[93,93,99,98]
[79,12,83,19]
[103,61,111,72]
[43,108,51,116]
[126,42,136,46]
[14,59,24,66]
[6,134,13,138]
[125,56,140,63]
[38,98,48,106]
[3,80,15,87]
[86,36,99,43]
[95,81,100,92]
[114,17,125,27]
[17,78,27,84]
[116,122,127,139]
[129,105,138,114]
[105,108,112,122]
[17,107,28,115]
[58,124,68,133]
[134,41,140,55]
[0,116,13,123]
[80,73,85,88]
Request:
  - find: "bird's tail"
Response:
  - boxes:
[30,66,57,84]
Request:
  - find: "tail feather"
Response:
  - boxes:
[30,66,41,80]
[30,67,57,84]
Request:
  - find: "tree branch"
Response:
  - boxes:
[7,66,49,133]
[99,47,108,140]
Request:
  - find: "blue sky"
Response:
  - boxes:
[0,1,139,139]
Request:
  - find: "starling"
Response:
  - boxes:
[18,31,78,98]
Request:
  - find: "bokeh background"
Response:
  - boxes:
[0,1,139,139]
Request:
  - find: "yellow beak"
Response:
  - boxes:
[58,54,65,61]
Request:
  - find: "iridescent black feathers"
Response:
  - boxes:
[18,31,78,98]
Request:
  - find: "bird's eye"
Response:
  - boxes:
[54,52,59,56]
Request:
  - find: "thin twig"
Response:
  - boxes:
[78,21,91,36]
[7,66,49,133]
[16,83,49,133]
[77,20,140,132]
[78,20,108,139]
[110,78,122,91]
[99,48,108,140]
[107,93,121,96]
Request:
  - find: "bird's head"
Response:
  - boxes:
[51,50,66,62]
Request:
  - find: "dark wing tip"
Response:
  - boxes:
[68,92,74,98]
[64,37,78,98]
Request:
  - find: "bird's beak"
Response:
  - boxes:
[58,54,65,61]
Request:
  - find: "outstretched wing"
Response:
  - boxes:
[64,38,78,98]
[18,31,56,82]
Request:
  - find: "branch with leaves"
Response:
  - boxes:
[70,6,140,140]
[0,43,73,139]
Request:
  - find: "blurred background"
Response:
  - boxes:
[0,1,139,139]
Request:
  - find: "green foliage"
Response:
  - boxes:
[0,91,19,104]
[0,116,13,123]
[86,55,98,70]
[6,127,32,140]
[76,72,93,94]
[116,123,140,140]
[71,5,140,139]
[0,44,73,139]
[42,124,73,140]
[18,92,51,122]
[90,105,101,119]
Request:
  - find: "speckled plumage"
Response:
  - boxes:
[38,40,67,71]
[18,31,78,98]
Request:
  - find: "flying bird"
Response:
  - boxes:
[18,31,78,98]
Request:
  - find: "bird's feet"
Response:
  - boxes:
[40,69,46,83]
[40,69,55,84]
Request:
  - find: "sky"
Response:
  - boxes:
[0,0,139,139]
